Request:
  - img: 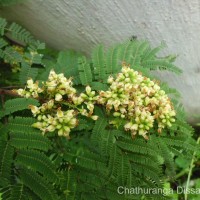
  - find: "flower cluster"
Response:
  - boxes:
[98,64,176,139]
[29,101,77,138]
[16,66,176,139]
[17,79,43,98]
[16,70,98,137]
[77,86,98,120]
[44,70,76,102]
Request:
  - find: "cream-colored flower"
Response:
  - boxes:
[55,93,62,101]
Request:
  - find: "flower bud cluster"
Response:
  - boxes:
[16,70,98,137]
[30,101,77,138]
[17,79,43,98]
[16,66,176,139]
[44,70,76,101]
[98,64,176,139]
[77,86,98,120]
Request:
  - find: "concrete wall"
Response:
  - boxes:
[1,0,200,123]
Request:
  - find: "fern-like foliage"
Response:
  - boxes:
[0,115,62,200]
[54,50,82,85]
[0,17,45,85]
[92,45,107,82]
[0,98,39,119]
[78,56,93,85]
[91,40,182,84]
[0,20,197,200]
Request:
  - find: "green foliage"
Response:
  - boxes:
[0,98,39,119]
[92,40,181,84]
[92,45,107,82]
[0,18,197,200]
[78,56,93,85]
[0,17,45,86]
[55,50,82,85]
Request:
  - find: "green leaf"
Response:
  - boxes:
[78,56,93,85]
[90,82,109,91]
[55,50,81,85]
[8,22,34,44]
[0,46,23,63]
[0,141,14,185]
[142,60,182,74]
[20,168,59,200]
[0,98,39,119]
[10,132,51,152]
[7,117,38,134]
[91,118,108,146]
[0,38,8,48]
[105,45,120,74]
[92,45,106,81]
[0,184,26,200]
[19,62,38,84]
[0,18,7,36]
[17,149,60,184]
[175,157,190,169]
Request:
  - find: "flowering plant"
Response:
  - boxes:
[17,64,176,140]
[0,17,196,200]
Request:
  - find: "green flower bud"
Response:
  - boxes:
[58,129,64,136]
[56,108,64,118]
[46,125,56,132]
[86,86,92,95]
[113,112,121,117]
[56,124,62,129]
[32,122,43,129]
[37,115,42,121]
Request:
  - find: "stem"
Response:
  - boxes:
[175,168,189,179]
[184,137,200,200]
[0,88,20,97]
[61,101,82,112]
[1,86,22,89]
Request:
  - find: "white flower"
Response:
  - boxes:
[47,100,54,109]
[131,124,138,131]
[55,93,62,101]
[69,118,77,127]
[46,125,56,132]
[124,122,132,130]
[46,81,57,92]
[86,103,94,112]
[91,115,98,120]
[56,108,64,118]
[72,96,84,105]
[27,79,34,89]
[16,88,25,96]
[107,76,114,84]
[48,70,57,80]
[29,105,40,116]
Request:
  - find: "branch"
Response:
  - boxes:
[0,88,20,97]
